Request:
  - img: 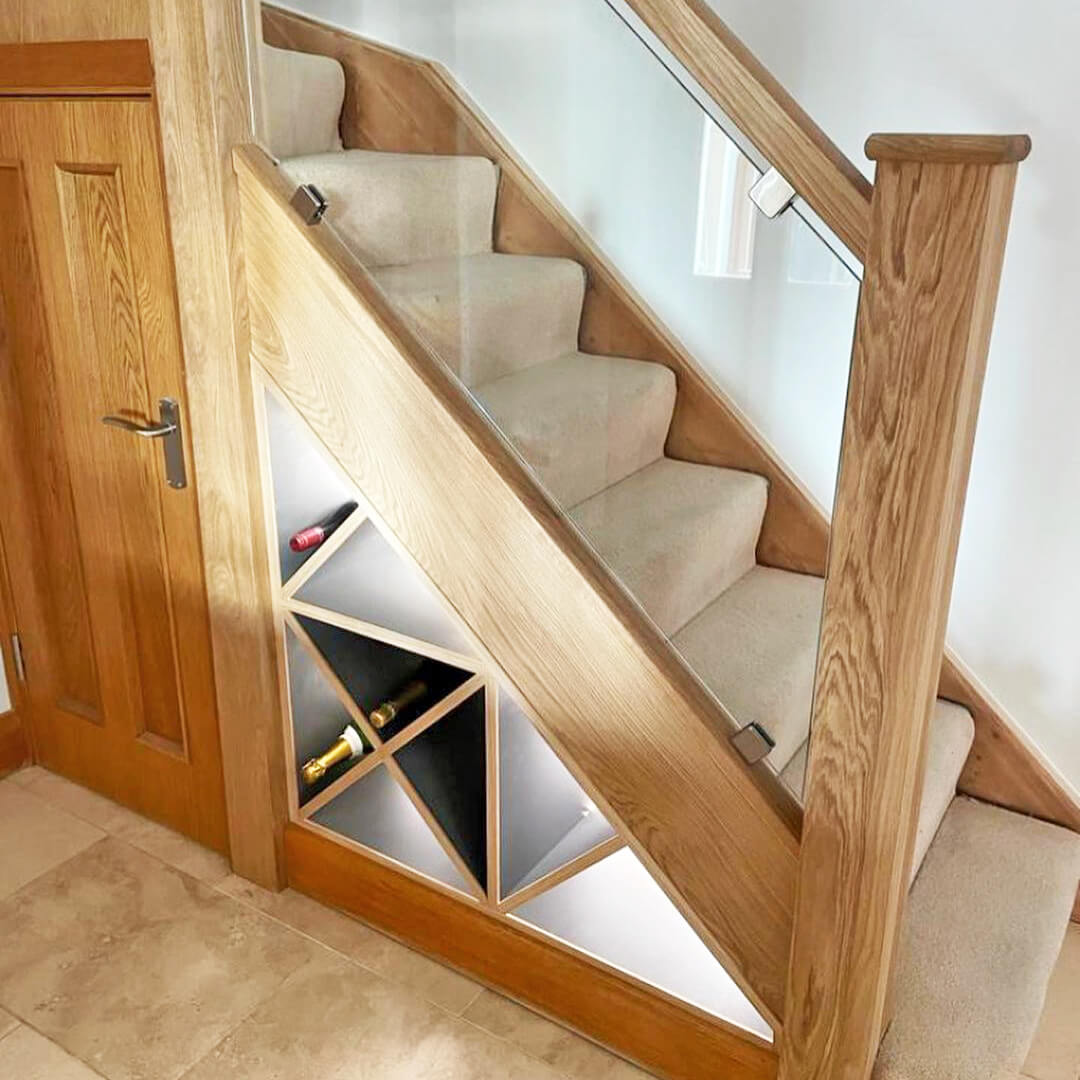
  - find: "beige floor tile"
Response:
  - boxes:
[0,1024,103,1079]
[1023,924,1080,1080]
[181,949,568,1080]
[6,765,46,787]
[111,815,231,885]
[23,770,143,834]
[0,780,104,900]
[0,837,321,1080]
[0,1005,18,1040]
[219,876,483,1015]
[463,990,655,1079]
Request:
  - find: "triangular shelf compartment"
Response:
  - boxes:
[294,612,473,742]
[310,763,471,895]
[512,847,772,1042]
[256,375,772,1047]
[294,517,477,661]
[262,388,359,586]
[499,690,617,900]
[394,685,488,893]
[285,622,371,805]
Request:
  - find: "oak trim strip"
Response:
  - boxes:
[780,143,1025,1079]
[499,835,628,913]
[0,41,153,96]
[619,0,872,256]
[286,822,778,1080]
[283,597,482,675]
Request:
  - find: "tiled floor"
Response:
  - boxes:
[0,767,649,1080]
[0,765,1076,1079]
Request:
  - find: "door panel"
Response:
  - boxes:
[0,97,228,852]
[0,165,101,723]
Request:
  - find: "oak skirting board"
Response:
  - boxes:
[285,823,777,1080]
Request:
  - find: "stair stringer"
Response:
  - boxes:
[260,3,1080,838]
[235,143,800,1027]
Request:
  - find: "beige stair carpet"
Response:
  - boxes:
[263,44,344,160]
[373,254,586,385]
[875,797,1080,1080]
[569,459,768,636]
[280,151,498,268]
[673,566,825,772]
[476,353,676,508]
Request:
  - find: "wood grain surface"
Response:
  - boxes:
[780,147,1023,1080]
[0,40,152,95]
[0,95,228,850]
[236,143,800,1025]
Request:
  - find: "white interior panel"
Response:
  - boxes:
[513,847,772,1041]
[295,519,475,658]
[264,389,357,584]
[499,691,616,897]
[311,764,469,893]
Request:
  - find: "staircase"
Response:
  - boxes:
[254,31,1080,1080]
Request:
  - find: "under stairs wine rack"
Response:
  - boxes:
[254,374,772,1046]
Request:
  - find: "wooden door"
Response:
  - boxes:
[0,96,228,853]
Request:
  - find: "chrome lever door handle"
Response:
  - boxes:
[101,415,176,438]
[101,397,187,489]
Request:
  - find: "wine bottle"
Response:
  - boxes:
[289,500,358,553]
[301,724,365,786]
[370,678,428,730]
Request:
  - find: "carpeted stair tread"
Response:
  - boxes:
[475,352,676,508]
[671,566,824,772]
[263,44,344,160]
[569,459,767,636]
[781,700,975,884]
[373,253,585,385]
[875,796,1080,1080]
[280,150,498,268]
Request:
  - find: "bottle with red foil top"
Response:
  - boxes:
[289,501,358,553]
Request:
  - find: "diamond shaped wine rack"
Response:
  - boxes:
[256,378,772,1043]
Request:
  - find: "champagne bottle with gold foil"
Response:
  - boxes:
[300,678,430,786]
[301,724,365,786]
[371,679,427,730]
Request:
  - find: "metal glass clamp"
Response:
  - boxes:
[290,183,329,225]
[102,397,187,490]
[749,167,796,219]
[731,722,777,765]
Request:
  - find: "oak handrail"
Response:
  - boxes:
[620,0,872,257]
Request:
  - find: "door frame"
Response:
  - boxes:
[0,30,287,884]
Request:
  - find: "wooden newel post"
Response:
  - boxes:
[779,134,1030,1080]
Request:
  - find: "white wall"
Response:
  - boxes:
[279,0,1079,794]
[711,0,1080,794]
